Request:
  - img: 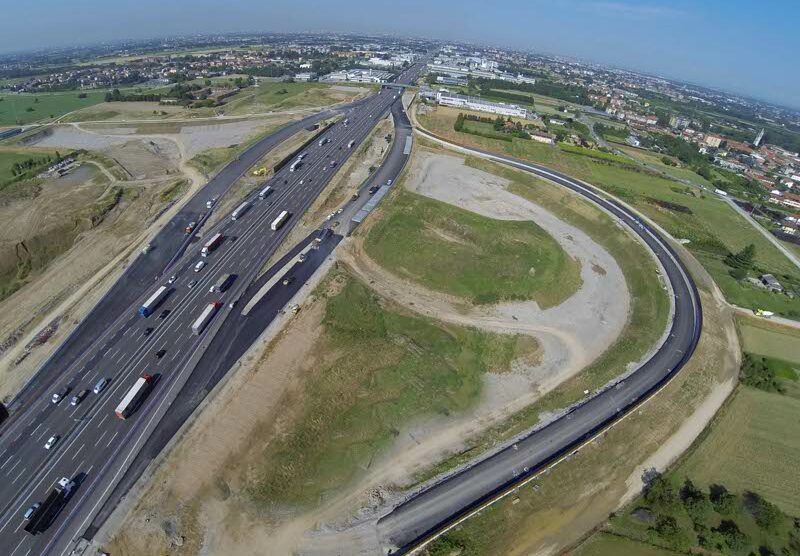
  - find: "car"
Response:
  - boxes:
[282,276,295,286]
[387,179,393,186]
[167,275,177,284]
[23,503,40,520]
[155,349,167,359]
[51,387,70,404]
[351,192,359,201]
[368,186,379,194]
[44,436,59,450]
[143,327,154,336]
[194,261,206,272]
[299,180,304,185]
[298,253,307,263]
[70,390,89,406]
[158,309,171,320]
[93,378,108,394]
[336,208,344,214]
[188,279,198,289]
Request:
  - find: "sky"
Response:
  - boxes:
[1,0,798,108]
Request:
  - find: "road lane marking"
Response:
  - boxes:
[72,443,85,461]
[10,466,26,486]
[94,430,108,447]
[96,414,108,429]
[0,455,12,471]
[6,458,21,476]
[106,431,118,447]
[9,537,25,556]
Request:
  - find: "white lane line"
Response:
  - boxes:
[96,414,108,429]
[94,430,108,447]
[35,426,49,442]
[6,457,21,476]
[0,455,11,470]
[72,443,85,461]
[106,431,119,448]
[9,537,25,556]
[10,466,26,485]
[74,459,86,476]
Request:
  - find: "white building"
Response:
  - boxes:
[293,72,316,82]
[436,92,528,119]
[321,69,393,83]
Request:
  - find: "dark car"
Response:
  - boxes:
[143,327,154,336]
[368,186,380,194]
[70,389,89,406]
[155,349,167,359]
[158,309,171,320]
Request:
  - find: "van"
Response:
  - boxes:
[93,378,108,394]
[23,503,40,520]
[194,261,206,272]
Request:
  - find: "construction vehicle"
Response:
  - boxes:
[755,309,775,318]
[252,167,267,177]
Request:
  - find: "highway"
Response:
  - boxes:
[376,130,703,554]
[0,62,425,556]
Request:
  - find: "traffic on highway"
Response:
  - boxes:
[0,62,425,556]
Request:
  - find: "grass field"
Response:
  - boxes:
[223,82,349,116]
[247,271,536,508]
[418,105,800,318]
[677,387,800,516]
[0,149,50,186]
[364,189,582,306]
[738,315,800,363]
[574,532,679,556]
[0,90,109,125]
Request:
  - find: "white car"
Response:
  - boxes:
[167,275,177,284]
[44,436,59,450]
[194,261,206,272]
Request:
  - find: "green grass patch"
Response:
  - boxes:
[364,190,581,306]
[418,107,800,318]
[247,271,534,508]
[223,82,339,115]
[737,315,800,364]
[573,532,680,556]
[0,91,108,125]
[410,154,669,482]
[158,179,188,203]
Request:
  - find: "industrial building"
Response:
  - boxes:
[320,69,393,83]
[435,91,529,118]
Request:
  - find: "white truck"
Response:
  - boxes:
[115,374,154,419]
[231,201,252,221]
[258,185,273,199]
[271,210,290,231]
[139,286,169,317]
[192,301,222,335]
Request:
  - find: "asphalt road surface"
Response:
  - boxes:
[377,131,703,554]
[0,62,425,556]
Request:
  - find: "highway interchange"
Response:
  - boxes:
[0,62,424,556]
[0,57,704,556]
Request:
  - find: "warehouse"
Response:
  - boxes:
[435,91,528,118]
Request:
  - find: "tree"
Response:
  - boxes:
[644,473,677,510]
[681,478,711,523]
[747,492,784,533]
[724,243,756,270]
[710,484,739,515]
[715,519,749,551]
[740,353,783,393]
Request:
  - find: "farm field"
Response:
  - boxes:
[677,386,800,516]
[417,105,800,318]
[222,81,364,115]
[0,90,109,125]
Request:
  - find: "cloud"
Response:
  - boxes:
[586,1,685,18]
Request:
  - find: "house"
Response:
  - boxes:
[760,274,783,292]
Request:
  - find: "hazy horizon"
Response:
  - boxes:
[2,0,798,109]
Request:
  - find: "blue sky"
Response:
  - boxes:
[2,0,798,108]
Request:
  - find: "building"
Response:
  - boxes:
[436,91,528,118]
[293,72,316,82]
[436,75,468,87]
[760,274,783,292]
[320,69,393,83]
[704,135,723,148]
[530,130,556,144]
[754,128,765,147]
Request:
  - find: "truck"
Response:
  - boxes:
[271,210,290,231]
[139,286,169,317]
[258,185,273,199]
[231,201,252,221]
[23,477,77,536]
[209,273,235,294]
[297,152,307,160]
[191,301,222,335]
[201,232,223,257]
[115,374,154,419]
[289,159,302,172]
[348,140,355,148]
[312,227,332,249]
